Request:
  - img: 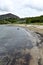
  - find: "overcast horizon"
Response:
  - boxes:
[0,0,43,18]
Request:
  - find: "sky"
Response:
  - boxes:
[0,0,43,18]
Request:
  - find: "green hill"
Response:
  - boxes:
[0,13,20,24]
[22,15,43,24]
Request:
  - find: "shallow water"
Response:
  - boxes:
[0,25,33,56]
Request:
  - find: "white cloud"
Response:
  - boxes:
[0,0,43,17]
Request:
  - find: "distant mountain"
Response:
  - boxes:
[0,13,20,20]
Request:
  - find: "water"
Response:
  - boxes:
[0,25,33,56]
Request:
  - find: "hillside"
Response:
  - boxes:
[0,13,20,20]
[22,15,43,24]
[0,13,20,24]
[16,15,43,24]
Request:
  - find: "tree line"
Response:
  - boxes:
[25,15,43,24]
[0,15,43,24]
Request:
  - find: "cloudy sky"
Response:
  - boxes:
[0,0,43,18]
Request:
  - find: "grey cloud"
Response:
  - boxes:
[0,0,43,17]
[24,4,43,11]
